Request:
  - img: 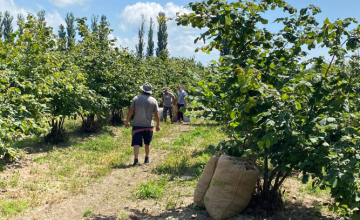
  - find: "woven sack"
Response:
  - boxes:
[193,154,220,207]
[204,155,259,220]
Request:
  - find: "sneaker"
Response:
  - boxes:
[174,122,179,124]
[144,157,150,164]
[132,159,140,167]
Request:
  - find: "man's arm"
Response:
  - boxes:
[162,97,164,106]
[154,111,160,131]
[125,107,135,129]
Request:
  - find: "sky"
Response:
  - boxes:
[2,0,360,65]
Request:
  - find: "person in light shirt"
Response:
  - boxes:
[175,85,187,124]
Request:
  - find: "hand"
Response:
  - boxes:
[125,122,130,129]
[156,125,161,132]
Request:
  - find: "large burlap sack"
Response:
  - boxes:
[204,155,259,220]
[172,105,178,122]
[193,154,220,207]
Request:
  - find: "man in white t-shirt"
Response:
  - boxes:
[175,85,187,124]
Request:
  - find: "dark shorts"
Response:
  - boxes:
[131,126,153,147]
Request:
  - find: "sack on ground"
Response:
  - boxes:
[204,155,259,220]
[172,105,178,122]
[193,154,220,207]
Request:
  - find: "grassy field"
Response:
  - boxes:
[0,119,340,220]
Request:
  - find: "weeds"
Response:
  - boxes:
[83,208,93,217]
[0,199,28,215]
[154,126,225,177]
[166,197,176,210]
[298,178,330,198]
[118,211,128,220]
[133,177,167,199]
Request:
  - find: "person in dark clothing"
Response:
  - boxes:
[162,87,175,123]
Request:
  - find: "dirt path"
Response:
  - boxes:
[18,125,202,220]
[19,149,169,220]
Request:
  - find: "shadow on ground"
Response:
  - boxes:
[123,201,337,220]
[1,125,121,170]
[86,214,117,220]
[12,125,120,154]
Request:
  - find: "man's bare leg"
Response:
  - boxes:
[145,145,150,164]
[133,145,140,166]
[145,145,150,157]
[134,145,140,159]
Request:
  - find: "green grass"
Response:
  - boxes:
[83,208,94,217]
[155,125,227,177]
[31,129,134,192]
[118,211,128,220]
[133,177,168,199]
[0,199,28,215]
[166,197,177,210]
[298,178,331,198]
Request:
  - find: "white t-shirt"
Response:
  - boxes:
[177,90,187,105]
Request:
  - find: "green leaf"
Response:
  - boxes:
[355,193,360,202]
[260,18,268,24]
[266,120,275,126]
[225,17,232,24]
[230,111,237,119]
[246,59,254,64]
[266,140,271,148]
[257,141,264,148]
[332,178,338,188]
[281,94,289,101]
[309,137,318,143]
[324,18,331,25]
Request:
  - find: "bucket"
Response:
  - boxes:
[158,107,164,119]
[183,114,191,122]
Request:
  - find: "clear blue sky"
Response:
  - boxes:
[2,0,360,64]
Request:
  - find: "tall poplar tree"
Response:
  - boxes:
[65,12,76,47]
[17,14,25,35]
[135,14,145,59]
[156,12,168,57]
[37,10,46,26]
[91,14,99,33]
[146,18,155,57]
[99,15,108,41]
[58,24,66,39]
[0,12,3,39]
[3,11,13,41]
